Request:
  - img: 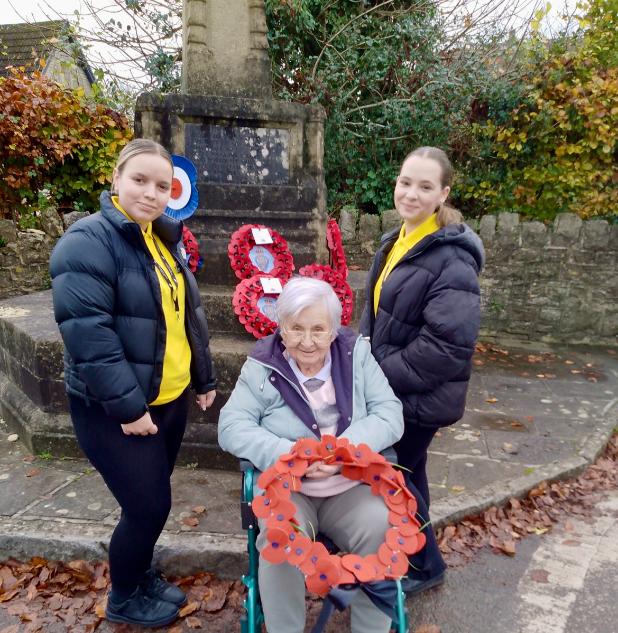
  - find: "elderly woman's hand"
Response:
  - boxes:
[304,461,342,479]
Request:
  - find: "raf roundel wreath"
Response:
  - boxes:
[251,436,426,596]
[165,155,199,221]
[228,224,294,281]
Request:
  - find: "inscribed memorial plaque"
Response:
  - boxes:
[186,123,290,185]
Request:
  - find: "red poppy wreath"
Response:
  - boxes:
[228,224,295,281]
[232,274,286,339]
[299,264,354,326]
[326,218,348,280]
[251,436,427,596]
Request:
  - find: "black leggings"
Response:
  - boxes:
[394,424,437,507]
[70,391,188,596]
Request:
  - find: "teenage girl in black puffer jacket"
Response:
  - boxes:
[361,146,484,594]
[50,139,216,628]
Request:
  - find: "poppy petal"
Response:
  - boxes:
[331,556,356,585]
[287,535,313,565]
[384,551,408,578]
[341,465,364,480]
[270,499,297,522]
[296,438,320,461]
[299,541,330,576]
[261,542,287,564]
[266,526,290,547]
[306,572,331,596]
[315,558,342,585]
[251,492,276,519]
[319,434,338,459]
[363,554,386,582]
[341,554,375,583]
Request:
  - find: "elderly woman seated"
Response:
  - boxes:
[218,277,404,633]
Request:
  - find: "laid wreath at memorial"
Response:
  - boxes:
[228,221,353,338]
[251,436,427,597]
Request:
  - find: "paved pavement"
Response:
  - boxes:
[0,342,616,580]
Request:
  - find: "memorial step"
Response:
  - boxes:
[201,269,367,335]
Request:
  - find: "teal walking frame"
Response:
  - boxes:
[239,461,409,633]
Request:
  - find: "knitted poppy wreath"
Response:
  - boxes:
[228,224,295,281]
[298,264,354,326]
[326,218,348,280]
[251,435,427,597]
[232,274,286,339]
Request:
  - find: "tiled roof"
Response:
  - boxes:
[0,20,93,82]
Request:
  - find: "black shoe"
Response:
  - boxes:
[401,572,445,596]
[105,586,179,627]
[140,567,188,607]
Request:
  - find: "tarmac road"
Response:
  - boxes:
[407,487,618,633]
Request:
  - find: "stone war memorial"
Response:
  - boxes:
[0,0,334,468]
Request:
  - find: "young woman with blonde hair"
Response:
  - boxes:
[50,139,216,627]
[361,146,484,594]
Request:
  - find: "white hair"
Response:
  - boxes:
[276,277,342,331]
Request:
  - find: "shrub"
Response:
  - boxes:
[457,0,618,220]
[0,68,132,225]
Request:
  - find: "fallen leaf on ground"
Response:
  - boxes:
[186,616,203,629]
[485,397,498,403]
[179,601,200,617]
[414,625,441,633]
[25,468,41,478]
[192,506,207,515]
[529,569,550,583]
[202,579,231,612]
[182,517,199,528]
[94,599,107,618]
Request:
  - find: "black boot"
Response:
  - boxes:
[140,567,188,607]
[106,586,179,627]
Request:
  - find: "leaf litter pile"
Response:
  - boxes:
[436,432,618,566]
[0,563,247,632]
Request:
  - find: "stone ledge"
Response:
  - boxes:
[0,519,248,579]
[431,400,618,528]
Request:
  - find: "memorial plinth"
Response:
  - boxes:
[0,277,367,467]
[135,94,328,285]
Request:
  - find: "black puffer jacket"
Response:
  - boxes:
[360,223,484,429]
[50,191,216,422]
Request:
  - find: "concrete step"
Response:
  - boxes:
[202,269,368,335]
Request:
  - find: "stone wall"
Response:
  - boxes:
[0,208,65,300]
[339,208,618,346]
